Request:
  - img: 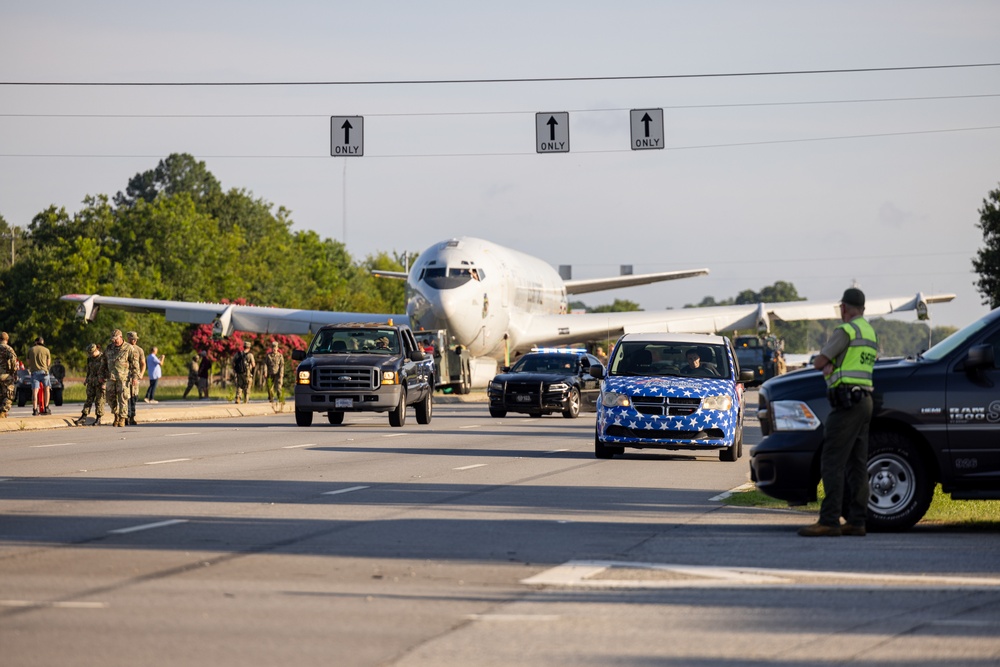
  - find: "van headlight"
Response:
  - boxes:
[701,395,733,411]
[771,400,822,431]
[601,391,631,408]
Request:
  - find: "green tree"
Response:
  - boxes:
[114,153,222,207]
[972,182,1000,309]
[590,299,643,313]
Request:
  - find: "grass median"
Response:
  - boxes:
[725,483,1000,529]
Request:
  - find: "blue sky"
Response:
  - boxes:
[2,1,999,329]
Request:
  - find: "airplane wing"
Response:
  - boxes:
[563,268,710,295]
[517,292,956,349]
[59,294,406,336]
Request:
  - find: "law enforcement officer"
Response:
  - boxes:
[0,332,17,419]
[75,343,107,426]
[125,331,146,425]
[182,354,199,399]
[102,329,139,427]
[232,340,255,404]
[263,340,285,405]
[799,287,878,537]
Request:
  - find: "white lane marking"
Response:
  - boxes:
[710,482,756,502]
[382,433,407,438]
[144,458,192,465]
[164,432,198,437]
[0,600,107,609]
[523,560,1000,590]
[459,425,481,429]
[31,442,77,448]
[466,614,560,622]
[282,443,317,449]
[545,448,569,454]
[109,519,189,535]
[322,485,370,496]
[454,464,487,471]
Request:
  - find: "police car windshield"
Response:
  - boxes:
[510,354,577,374]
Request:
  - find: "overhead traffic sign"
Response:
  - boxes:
[630,109,664,150]
[536,112,570,153]
[330,116,363,156]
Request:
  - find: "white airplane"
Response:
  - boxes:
[62,236,954,386]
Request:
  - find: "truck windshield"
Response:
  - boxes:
[920,313,993,362]
[308,329,399,355]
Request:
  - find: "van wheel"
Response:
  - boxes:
[415,392,432,424]
[295,409,313,427]
[867,431,934,531]
[389,390,407,427]
[327,411,344,425]
[595,432,623,459]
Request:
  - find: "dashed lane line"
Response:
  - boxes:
[321,485,370,496]
[454,464,488,471]
[108,519,189,535]
[144,458,192,465]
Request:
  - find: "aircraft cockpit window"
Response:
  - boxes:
[422,267,478,289]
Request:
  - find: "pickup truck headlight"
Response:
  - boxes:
[297,370,311,385]
[382,371,397,385]
[771,400,822,431]
[601,391,631,408]
[701,395,733,411]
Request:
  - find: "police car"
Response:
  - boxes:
[590,334,755,461]
[488,348,604,418]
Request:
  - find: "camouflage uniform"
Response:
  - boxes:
[76,345,107,425]
[263,345,285,403]
[126,332,145,425]
[0,334,17,418]
[103,330,139,427]
[233,345,255,404]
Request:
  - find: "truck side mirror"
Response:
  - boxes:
[409,348,425,362]
[739,369,756,383]
[589,364,605,379]
[965,344,996,371]
[291,349,306,361]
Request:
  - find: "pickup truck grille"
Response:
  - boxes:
[313,366,378,391]
[632,395,702,417]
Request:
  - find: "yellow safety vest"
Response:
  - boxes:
[826,317,877,389]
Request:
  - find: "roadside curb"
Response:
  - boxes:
[1,391,488,434]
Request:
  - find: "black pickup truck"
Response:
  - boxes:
[291,322,434,427]
[751,307,1000,530]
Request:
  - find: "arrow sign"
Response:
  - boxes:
[630,109,664,151]
[536,112,570,153]
[330,116,363,156]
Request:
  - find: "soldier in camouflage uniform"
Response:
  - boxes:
[233,340,255,404]
[125,331,146,425]
[102,329,139,427]
[75,343,107,426]
[0,332,17,419]
[263,340,285,404]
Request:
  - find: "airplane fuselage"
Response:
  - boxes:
[406,237,568,360]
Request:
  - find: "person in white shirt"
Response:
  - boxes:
[144,347,164,403]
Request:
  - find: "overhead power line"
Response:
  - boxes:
[2,63,999,87]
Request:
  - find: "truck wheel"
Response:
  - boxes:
[295,409,313,427]
[489,406,507,418]
[867,431,934,531]
[562,387,581,419]
[415,392,433,424]
[389,390,407,427]
[327,411,344,425]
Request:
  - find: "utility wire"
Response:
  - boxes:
[2,62,999,87]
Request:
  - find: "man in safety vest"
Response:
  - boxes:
[799,287,878,537]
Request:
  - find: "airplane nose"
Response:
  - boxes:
[433,288,482,345]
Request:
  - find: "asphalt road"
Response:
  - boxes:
[2,393,998,666]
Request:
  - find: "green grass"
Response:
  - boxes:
[725,483,1000,528]
[61,383,283,404]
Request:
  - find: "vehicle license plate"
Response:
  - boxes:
[335,398,353,408]
[516,394,532,403]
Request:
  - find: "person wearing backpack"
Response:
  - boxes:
[233,340,256,404]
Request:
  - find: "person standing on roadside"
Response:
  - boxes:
[263,340,285,405]
[798,288,878,538]
[197,350,212,399]
[232,340,255,404]
[103,329,139,427]
[145,346,164,403]
[125,332,146,425]
[26,336,52,415]
[75,343,107,426]
[182,354,199,399]
[0,332,17,419]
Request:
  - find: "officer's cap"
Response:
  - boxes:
[841,288,865,308]
[126,331,138,341]
[87,343,97,352]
